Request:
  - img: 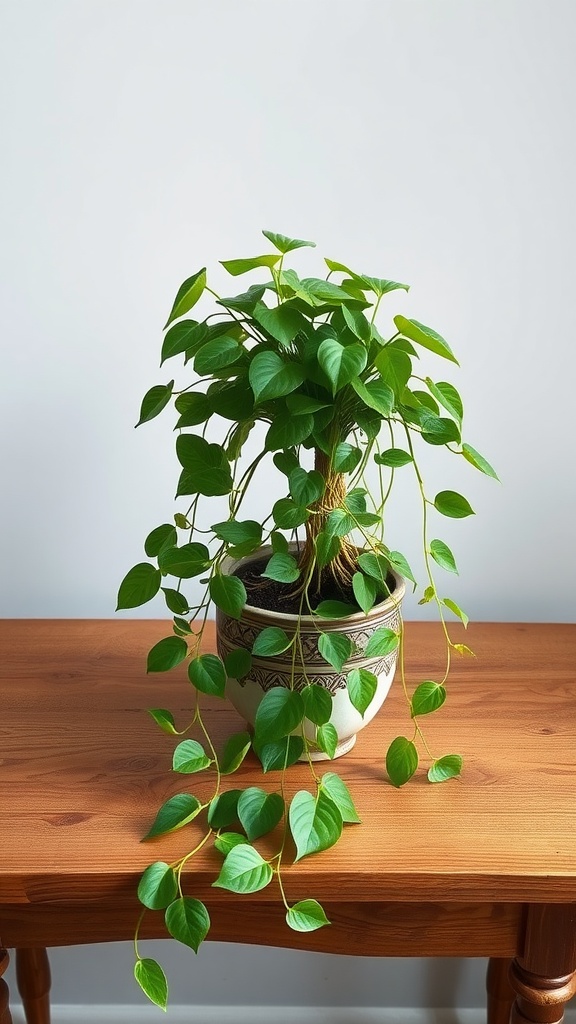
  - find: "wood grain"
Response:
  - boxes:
[1,620,575,908]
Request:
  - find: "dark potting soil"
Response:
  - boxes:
[234,555,394,616]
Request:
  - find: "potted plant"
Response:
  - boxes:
[117,229,497,1009]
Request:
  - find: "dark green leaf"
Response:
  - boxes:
[224,648,252,679]
[350,377,394,417]
[393,315,458,364]
[175,435,233,496]
[357,551,390,584]
[145,524,177,558]
[411,681,446,717]
[265,412,314,451]
[148,708,178,735]
[218,284,266,314]
[273,449,300,476]
[430,539,458,574]
[144,793,201,839]
[252,626,293,657]
[286,899,331,932]
[364,627,399,658]
[253,303,307,346]
[421,414,461,446]
[172,739,211,773]
[289,468,325,506]
[462,443,499,480]
[255,736,304,771]
[249,351,304,403]
[314,600,358,618]
[162,588,190,615]
[285,394,330,415]
[194,336,242,376]
[134,958,167,1011]
[434,490,475,518]
[325,508,355,537]
[315,531,340,568]
[289,789,343,861]
[188,654,227,697]
[220,254,280,276]
[374,448,413,468]
[174,392,212,428]
[301,684,332,726]
[262,553,300,584]
[320,772,361,823]
[213,844,273,894]
[346,667,378,718]
[352,572,378,614]
[318,632,353,672]
[237,788,285,841]
[317,339,367,394]
[272,497,309,529]
[212,519,262,547]
[254,687,304,743]
[262,230,316,253]
[164,268,206,328]
[332,443,362,474]
[165,897,210,953]
[220,731,252,775]
[386,736,419,787]
[117,562,161,610]
[316,722,338,758]
[159,543,210,579]
[209,574,247,619]
[162,320,207,365]
[135,382,174,427]
[147,636,188,673]
[425,379,463,424]
[270,530,289,554]
[137,862,178,910]
[208,379,254,421]
[207,790,241,829]
[428,754,463,783]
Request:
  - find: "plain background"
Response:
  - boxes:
[1,0,575,1011]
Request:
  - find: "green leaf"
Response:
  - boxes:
[301,684,332,726]
[272,497,309,529]
[224,648,252,679]
[317,722,338,759]
[289,468,324,506]
[144,793,201,839]
[188,654,227,697]
[265,413,313,452]
[249,351,304,403]
[352,572,378,614]
[148,708,178,735]
[317,339,367,394]
[218,284,266,314]
[420,414,461,446]
[315,531,340,568]
[175,435,233,497]
[462,443,499,480]
[237,788,285,841]
[145,524,177,558]
[428,754,463,783]
[359,275,410,297]
[174,393,212,429]
[194,336,242,376]
[252,626,293,657]
[135,381,174,427]
[262,230,316,253]
[364,627,399,658]
[374,448,413,468]
[173,617,191,636]
[418,585,436,605]
[207,790,241,829]
[208,379,254,421]
[270,530,289,554]
[212,519,262,547]
[134,958,168,1011]
[434,490,475,519]
[273,449,300,476]
[117,562,161,610]
[341,305,371,342]
[159,543,210,579]
[393,315,459,365]
[213,844,274,894]
[318,632,353,672]
[286,899,331,932]
[220,254,280,276]
[386,737,419,787]
[220,731,252,775]
[315,600,357,618]
[209,575,247,619]
[254,687,304,743]
[332,442,362,474]
[162,319,207,365]
[346,667,378,718]
[172,739,211,774]
[428,539,457,575]
[357,551,390,584]
[289,789,343,861]
[162,588,190,615]
[320,772,361,823]
[375,347,412,399]
[165,897,210,953]
[350,377,394,418]
[261,553,300,584]
[253,302,307,346]
[255,736,304,772]
[411,681,446,717]
[137,862,178,910]
[173,513,191,529]
[214,832,249,856]
[286,394,330,415]
[425,379,463,425]
[442,597,469,627]
[147,636,188,673]
[388,550,417,586]
[164,268,206,328]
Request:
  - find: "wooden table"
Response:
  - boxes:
[1,620,575,1024]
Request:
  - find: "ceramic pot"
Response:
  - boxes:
[216,546,406,760]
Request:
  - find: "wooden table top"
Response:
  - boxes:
[1,619,575,907]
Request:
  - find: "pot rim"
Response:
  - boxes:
[220,543,406,626]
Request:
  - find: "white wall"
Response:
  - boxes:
[1,0,575,1011]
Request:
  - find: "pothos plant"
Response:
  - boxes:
[117,229,497,1009]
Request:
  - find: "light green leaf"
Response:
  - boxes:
[212,519,262,547]
[252,626,293,657]
[425,379,463,425]
[134,958,168,1011]
[359,275,410,297]
[317,722,338,759]
[346,667,378,718]
[386,736,419,787]
[194,336,242,376]
[213,844,273,894]
[314,600,357,618]
[209,574,247,619]
[254,687,304,743]
[172,739,211,774]
[286,899,331,932]
[262,230,316,253]
[224,647,252,679]
[350,377,394,417]
[148,708,178,735]
[147,636,188,673]
[332,442,362,473]
[357,551,390,584]
[144,793,201,839]
[262,552,300,584]
[289,789,343,861]
[364,627,399,658]
[442,597,469,627]
[255,735,304,772]
[253,302,307,346]
[428,754,463,783]
[207,790,241,829]
[214,832,249,856]
[429,539,458,574]
[315,531,340,568]
[272,497,309,529]
[317,338,367,394]
[159,543,210,579]
[434,490,475,519]
[352,572,378,614]
[375,347,412,399]
[174,513,191,529]
[411,681,446,717]
[342,305,372,342]
[301,684,332,727]
[220,731,252,775]
[188,654,227,697]
[320,772,361,823]
[165,897,210,953]
[289,468,325,506]
[135,382,174,427]
[164,268,206,328]
[249,351,304,403]
[374,448,413,468]
[237,788,285,841]
[137,862,178,910]
[117,562,161,610]
[393,315,459,365]
[220,254,281,276]
[388,550,417,586]
[418,585,436,605]
[462,443,499,480]
[318,632,353,671]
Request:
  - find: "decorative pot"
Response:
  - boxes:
[216,546,406,760]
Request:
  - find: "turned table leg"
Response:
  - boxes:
[0,949,13,1024]
[487,957,515,1024]
[16,949,51,1024]
[510,905,576,1024]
